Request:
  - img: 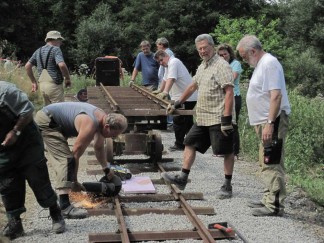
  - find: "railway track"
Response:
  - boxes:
[86,159,237,243]
[81,84,247,242]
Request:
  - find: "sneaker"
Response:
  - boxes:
[247,200,265,208]
[3,218,24,240]
[216,185,233,199]
[50,206,66,234]
[161,172,187,190]
[168,145,184,152]
[252,206,283,217]
[61,205,88,219]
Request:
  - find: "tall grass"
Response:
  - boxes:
[239,86,324,206]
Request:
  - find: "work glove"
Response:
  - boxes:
[129,80,134,86]
[221,115,234,136]
[156,91,168,100]
[152,89,161,95]
[166,100,181,114]
[103,167,115,181]
[71,181,86,192]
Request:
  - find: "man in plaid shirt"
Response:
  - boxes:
[161,34,236,198]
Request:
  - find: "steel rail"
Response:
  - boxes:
[157,163,217,243]
[114,197,130,243]
[130,83,170,108]
[100,83,119,112]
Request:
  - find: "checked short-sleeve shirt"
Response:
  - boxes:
[193,54,234,126]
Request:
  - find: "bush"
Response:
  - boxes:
[284,48,324,98]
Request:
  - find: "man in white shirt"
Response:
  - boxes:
[237,35,291,217]
[154,50,197,151]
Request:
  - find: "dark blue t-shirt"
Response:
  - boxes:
[134,52,159,86]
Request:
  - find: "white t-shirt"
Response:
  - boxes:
[246,53,291,125]
[163,57,198,101]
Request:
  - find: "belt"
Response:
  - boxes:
[43,109,58,128]
[43,108,52,117]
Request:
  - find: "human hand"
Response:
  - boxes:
[71,181,86,192]
[31,82,38,92]
[103,167,115,181]
[156,92,168,100]
[65,79,71,88]
[166,100,181,114]
[1,130,19,147]
[152,90,161,95]
[221,116,234,136]
[129,80,134,86]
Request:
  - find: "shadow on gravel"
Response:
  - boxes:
[285,187,324,238]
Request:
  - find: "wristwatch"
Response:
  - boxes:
[267,120,275,125]
[13,129,21,136]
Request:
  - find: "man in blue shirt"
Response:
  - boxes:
[130,40,159,90]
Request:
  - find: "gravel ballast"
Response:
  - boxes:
[3,130,324,243]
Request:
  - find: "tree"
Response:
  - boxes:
[72,3,123,67]
[211,14,290,79]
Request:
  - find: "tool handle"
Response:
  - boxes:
[213,224,233,233]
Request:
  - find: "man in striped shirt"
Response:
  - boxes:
[161,34,236,199]
[25,30,71,105]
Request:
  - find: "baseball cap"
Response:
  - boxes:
[45,31,64,42]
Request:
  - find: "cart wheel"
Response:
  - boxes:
[126,173,132,179]
[151,132,163,162]
[106,138,114,162]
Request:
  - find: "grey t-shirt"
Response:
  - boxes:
[43,102,99,137]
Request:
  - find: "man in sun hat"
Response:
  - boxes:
[25,30,71,106]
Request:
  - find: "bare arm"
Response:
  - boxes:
[25,62,38,92]
[178,82,198,104]
[58,62,71,88]
[1,111,34,146]
[233,71,239,80]
[72,115,97,181]
[262,89,282,143]
[131,68,139,81]
[162,78,175,93]
[158,80,166,92]
[223,85,234,116]
[93,133,109,169]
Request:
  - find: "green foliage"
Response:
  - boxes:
[212,15,284,56]
[291,175,324,206]
[72,3,123,65]
[211,14,292,79]
[282,0,324,62]
[284,48,324,97]
[237,89,259,160]
[68,75,96,95]
[285,91,324,172]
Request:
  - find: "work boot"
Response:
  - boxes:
[168,144,184,152]
[252,206,284,217]
[3,217,24,240]
[161,172,187,190]
[49,205,66,234]
[61,205,87,219]
[216,185,233,199]
[247,200,265,208]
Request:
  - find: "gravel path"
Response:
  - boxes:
[2,130,324,243]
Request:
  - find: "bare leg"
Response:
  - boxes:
[182,145,196,170]
[224,153,235,175]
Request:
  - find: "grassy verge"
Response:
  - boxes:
[239,86,324,206]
